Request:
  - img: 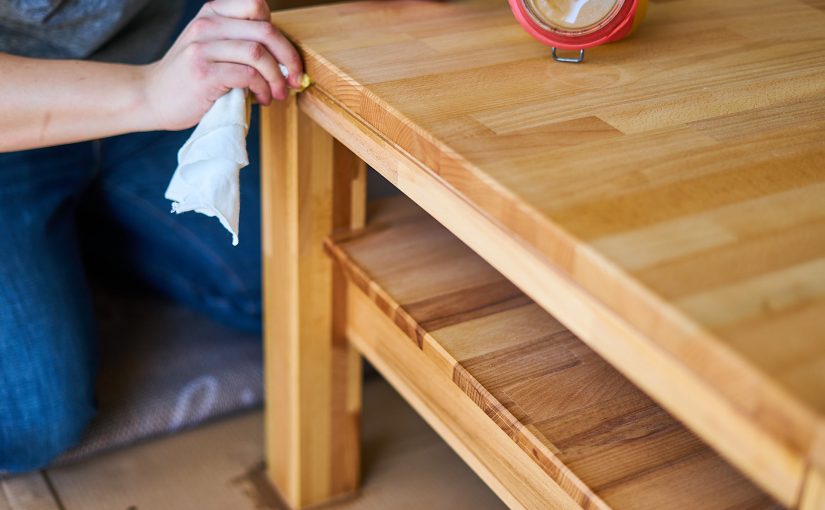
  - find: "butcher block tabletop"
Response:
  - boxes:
[271,0,825,505]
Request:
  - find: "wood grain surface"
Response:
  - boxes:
[261,96,364,508]
[328,197,780,510]
[271,0,825,504]
[346,284,581,510]
[801,468,825,510]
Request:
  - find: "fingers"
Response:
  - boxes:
[204,0,270,21]
[211,63,272,105]
[193,40,288,100]
[183,16,303,89]
[190,16,304,88]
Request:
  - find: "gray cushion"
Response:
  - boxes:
[55,288,262,465]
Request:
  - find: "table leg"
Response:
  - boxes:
[261,94,365,508]
[802,467,825,510]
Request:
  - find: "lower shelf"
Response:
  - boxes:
[326,196,779,510]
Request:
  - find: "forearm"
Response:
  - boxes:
[0,53,154,152]
[1,0,304,153]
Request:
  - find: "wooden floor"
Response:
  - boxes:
[0,378,503,510]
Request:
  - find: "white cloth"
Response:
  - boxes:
[165,64,309,246]
[165,87,250,246]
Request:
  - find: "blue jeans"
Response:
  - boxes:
[0,110,263,472]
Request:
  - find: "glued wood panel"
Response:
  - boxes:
[272,0,825,502]
[299,84,804,505]
[261,94,363,508]
[346,285,579,510]
[327,197,780,510]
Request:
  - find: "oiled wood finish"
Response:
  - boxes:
[346,285,580,510]
[269,0,341,9]
[261,95,364,508]
[801,468,825,510]
[272,0,825,503]
[327,197,779,510]
[298,80,802,505]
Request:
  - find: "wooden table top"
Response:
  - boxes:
[272,0,825,487]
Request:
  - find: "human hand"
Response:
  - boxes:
[141,0,303,131]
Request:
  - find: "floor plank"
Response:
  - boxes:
[1,473,61,510]
[42,378,503,510]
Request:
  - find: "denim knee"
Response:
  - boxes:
[202,284,262,333]
[0,390,95,473]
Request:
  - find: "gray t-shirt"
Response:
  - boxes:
[0,0,185,64]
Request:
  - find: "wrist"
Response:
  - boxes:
[122,64,161,133]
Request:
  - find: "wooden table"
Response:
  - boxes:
[260,1,825,508]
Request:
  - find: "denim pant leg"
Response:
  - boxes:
[0,143,99,472]
[82,108,263,333]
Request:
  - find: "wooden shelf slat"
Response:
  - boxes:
[326,197,780,510]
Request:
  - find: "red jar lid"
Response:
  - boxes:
[510,0,641,51]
